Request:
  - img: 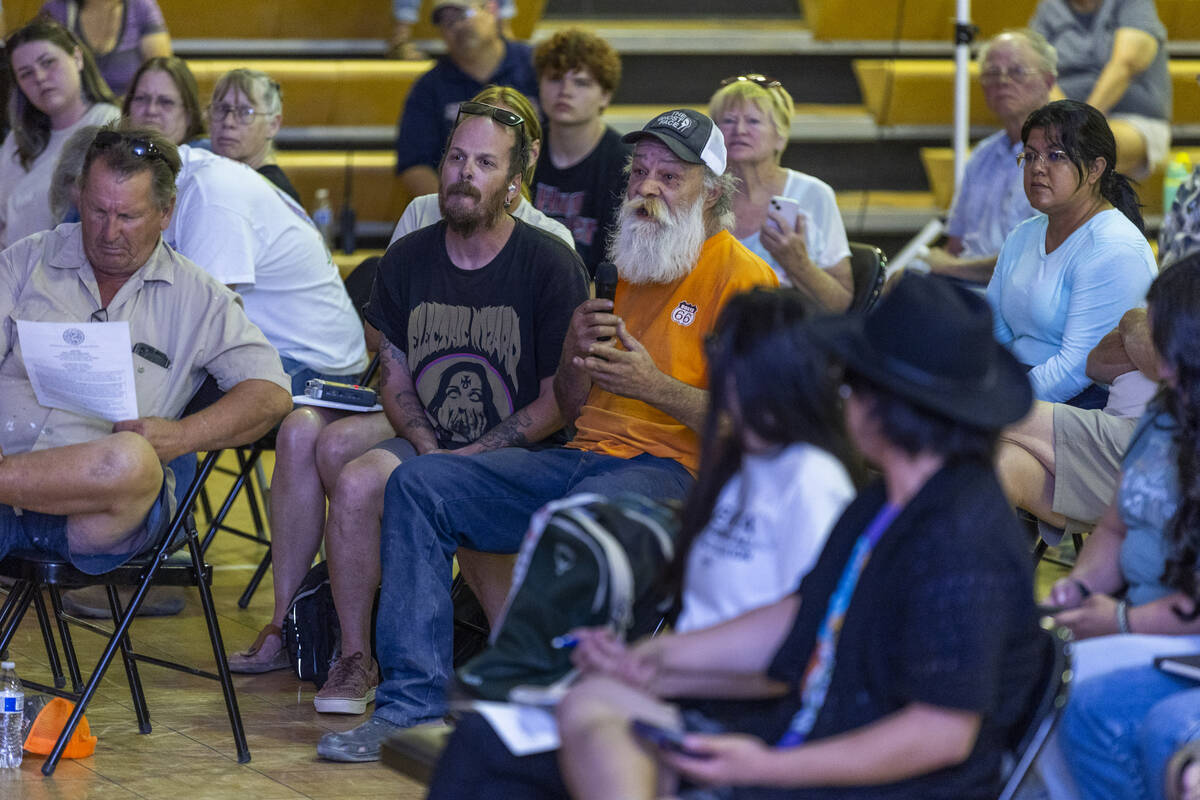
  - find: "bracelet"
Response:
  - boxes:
[1116,599,1132,634]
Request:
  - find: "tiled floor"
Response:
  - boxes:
[1,451,1070,798]
[1,451,426,799]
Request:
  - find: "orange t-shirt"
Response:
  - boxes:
[568,230,778,475]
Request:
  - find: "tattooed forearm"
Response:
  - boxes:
[379,334,439,452]
[470,408,535,452]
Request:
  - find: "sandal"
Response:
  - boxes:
[1167,740,1200,800]
[227,624,290,674]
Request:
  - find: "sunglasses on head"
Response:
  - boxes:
[456,101,524,129]
[92,129,164,162]
[720,73,783,89]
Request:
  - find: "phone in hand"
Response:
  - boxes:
[767,195,802,234]
[631,719,713,759]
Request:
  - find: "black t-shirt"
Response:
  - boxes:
[737,460,1044,800]
[364,217,588,449]
[258,164,302,205]
[532,126,631,278]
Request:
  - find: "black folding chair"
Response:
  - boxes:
[0,447,249,775]
[997,621,1073,800]
[848,242,887,313]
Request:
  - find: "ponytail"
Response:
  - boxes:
[1101,169,1145,234]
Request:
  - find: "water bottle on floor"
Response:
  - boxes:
[0,660,23,768]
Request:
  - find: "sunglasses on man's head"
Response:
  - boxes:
[92,129,165,162]
[719,73,783,89]
[456,101,524,129]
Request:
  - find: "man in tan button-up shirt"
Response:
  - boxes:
[0,127,292,573]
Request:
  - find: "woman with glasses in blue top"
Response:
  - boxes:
[986,99,1156,410]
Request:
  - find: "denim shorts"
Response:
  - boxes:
[0,473,173,575]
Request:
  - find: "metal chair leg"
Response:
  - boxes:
[47,587,84,693]
[188,536,250,763]
[106,585,151,735]
[32,591,66,689]
[238,547,272,609]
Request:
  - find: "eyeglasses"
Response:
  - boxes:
[980,66,1041,86]
[92,129,166,162]
[1016,148,1072,169]
[719,73,783,89]
[206,103,260,124]
[456,101,524,129]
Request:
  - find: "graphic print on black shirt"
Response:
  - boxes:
[408,301,521,446]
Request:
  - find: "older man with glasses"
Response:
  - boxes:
[0,126,291,574]
[893,29,1057,287]
[317,108,777,762]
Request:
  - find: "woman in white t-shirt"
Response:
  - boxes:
[0,18,118,248]
[709,75,854,311]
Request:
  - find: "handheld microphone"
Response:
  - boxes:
[594,261,618,341]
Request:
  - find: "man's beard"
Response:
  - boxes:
[438,179,508,236]
[606,191,706,285]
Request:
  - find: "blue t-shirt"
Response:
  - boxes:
[1118,404,1178,607]
[394,40,539,175]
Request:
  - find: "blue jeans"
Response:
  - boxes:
[372,447,693,727]
[1063,665,1200,800]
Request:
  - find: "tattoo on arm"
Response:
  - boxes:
[470,407,534,451]
[380,334,439,449]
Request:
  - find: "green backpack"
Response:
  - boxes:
[455,492,678,704]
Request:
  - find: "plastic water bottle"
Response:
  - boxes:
[1164,152,1192,215]
[312,188,335,249]
[0,660,23,768]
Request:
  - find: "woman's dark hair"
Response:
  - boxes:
[1021,99,1144,234]
[1147,253,1200,620]
[661,288,858,606]
[6,18,115,170]
[122,56,206,144]
[843,371,999,463]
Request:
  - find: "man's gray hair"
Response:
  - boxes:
[978,28,1058,78]
[705,168,738,232]
[50,125,100,223]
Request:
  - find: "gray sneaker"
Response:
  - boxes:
[317,716,399,762]
[314,652,379,714]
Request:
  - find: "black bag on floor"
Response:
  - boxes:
[455,492,677,703]
[282,561,486,687]
[281,561,341,688]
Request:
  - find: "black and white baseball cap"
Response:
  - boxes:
[622,109,727,175]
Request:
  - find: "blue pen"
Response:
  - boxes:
[551,634,580,650]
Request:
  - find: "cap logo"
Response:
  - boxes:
[654,111,694,134]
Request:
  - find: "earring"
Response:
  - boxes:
[838,383,852,400]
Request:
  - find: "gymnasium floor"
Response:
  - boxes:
[1,451,1067,799]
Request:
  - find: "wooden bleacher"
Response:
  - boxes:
[4,0,546,41]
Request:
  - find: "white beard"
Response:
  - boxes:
[606,192,706,285]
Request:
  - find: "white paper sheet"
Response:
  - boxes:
[17,320,139,422]
[468,701,560,756]
[292,395,383,413]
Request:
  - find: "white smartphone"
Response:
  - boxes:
[768,195,802,233]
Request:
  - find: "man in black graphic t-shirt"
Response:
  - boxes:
[307,98,587,743]
[532,29,630,277]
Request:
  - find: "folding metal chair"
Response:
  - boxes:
[848,242,887,313]
[997,622,1073,800]
[0,448,249,775]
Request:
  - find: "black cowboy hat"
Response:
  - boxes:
[810,272,1032,429]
